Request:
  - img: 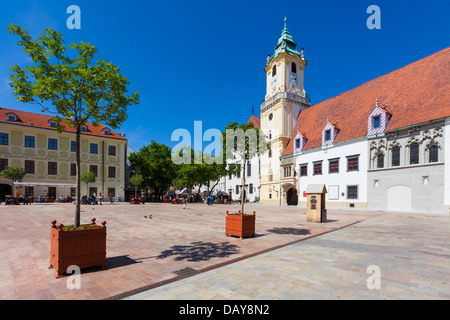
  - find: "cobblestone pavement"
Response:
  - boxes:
[125,212,450,300]
[0,202,448,300]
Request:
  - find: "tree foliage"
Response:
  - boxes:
[8,24,139,226]
[128,141,177,198]
[1,166,26,196]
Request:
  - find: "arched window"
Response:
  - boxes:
[391,146,400,167]
[429,145,438,163]
[377,153,384,168]
[272,65,276,76]
[410,143,419,165]
[291,62,297,74]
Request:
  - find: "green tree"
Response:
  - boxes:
[8,24,139,227]
[128,141,177,200]
[81,171,96,196]
[1,166,26,196]
[223,121,268,213]
[129,173,144,199]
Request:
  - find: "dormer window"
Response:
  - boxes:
[322,119,339,147]
[373,116,381,129]
[81,125,88,132]
[325,129,331,141]
[368,100,391,135]
[293,131,307,153]
[49,121,57,128]
[6,113,19,122]
[102,128,110,135]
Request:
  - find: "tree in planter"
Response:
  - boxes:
[8,24,139,227]
[80,171,96,202]
[223,121,268,214]
[0,166,26,197]
[129,173,143,200]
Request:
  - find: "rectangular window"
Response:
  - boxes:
[295,138,300,149]
[90,143,98,154]
[325,130,331,141]
[71,141,77,152]
[48,138,58,150]
[90,165,98,177]
[48,162,57,175]
[283,166,292,177]
[0,158,8,172]
[236,185,239,194]
[329,158,339,173]
[25,186,34,197]
[300,164,307,176]
[347,155,359,171]
[247,161,251,177]
[249,183,253,194]
[373,116,381,128]
[0,133,8,145]
[25,136,35,148]
[347,185,358,199]
[24,160,35,174]
[108,166,116,178]
[313,161,322,175]
[108,145,116,156]
[71,163,76,176]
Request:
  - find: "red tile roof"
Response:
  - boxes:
[283,47,450,156]
[0,107,126,140]
[248,115,261,129]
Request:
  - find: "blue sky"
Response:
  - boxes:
[0,0,449,151]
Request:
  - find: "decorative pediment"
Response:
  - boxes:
[388,140,401,150]
[370,139,386,152]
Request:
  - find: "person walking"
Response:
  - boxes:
[109,193,113,204]
[99,193,103,205]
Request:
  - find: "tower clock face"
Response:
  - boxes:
[289,72,298,87]
[271,74,277,89]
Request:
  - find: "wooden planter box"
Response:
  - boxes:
[49,218,107,278]
[225,211,256,239]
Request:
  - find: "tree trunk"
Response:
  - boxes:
[241,159,246,213]
[75,129,81,228]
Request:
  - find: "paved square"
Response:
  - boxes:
[0,201,448,300]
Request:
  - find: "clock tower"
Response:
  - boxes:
[259,18,311,205]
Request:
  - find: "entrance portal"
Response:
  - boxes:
[286,188,298,206]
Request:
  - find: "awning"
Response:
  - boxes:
[14,182,76,188]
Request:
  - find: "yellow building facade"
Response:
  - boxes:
[0,108,127,201]
[259,19,311,205]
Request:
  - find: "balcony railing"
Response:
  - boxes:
[261,91,311,112]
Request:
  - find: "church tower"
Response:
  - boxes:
[259,18,311,205]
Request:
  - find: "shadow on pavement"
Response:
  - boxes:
[157,241,240,262]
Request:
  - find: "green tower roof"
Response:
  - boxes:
[271,17,303,60]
